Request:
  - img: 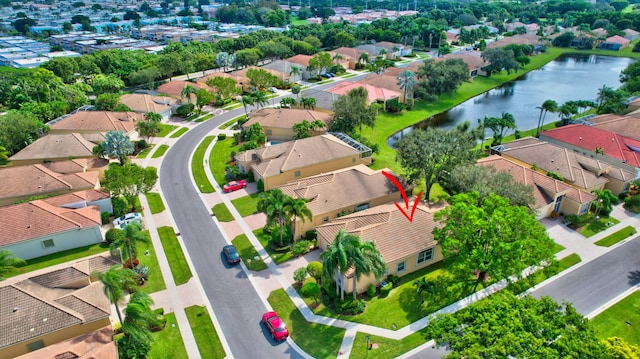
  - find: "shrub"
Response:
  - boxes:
[101,211,110,225]
[292,240,312,256]
[137,139,148,150]
[271,225,293,247]
[217,133,226,140]
[306,261,323,282]
[225,165,242,181]
[380,282,393,297]
[111,196,129,217]
[105,228,125,244]
[301,282,321,303]
[366,284,376,298]
[336,298,366,315]
[257,179,264,192]
[294,267,307,284]
[176,103,195,117]
[386,274,400,285]
[624,195,640,213]
[247,169,255,182]
[233,132,243,145]
[304,230,317,241]
[239,141,258,151]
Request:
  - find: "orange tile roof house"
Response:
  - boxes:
[326,81,401,104]
[197,72,249,92]
[1,255,119,358]
[0,199,102,260]
[331,47,373,69]
[241,108,333,141]
[315,202,444,295]
[119,93,176,120]
[8,133,97,166]
[477,155,596,219]
[234,133,373,190]
[599,35,630,50]
[495,137,636,196]
[437,50,489,78]
[156,80,212,102]
[278,165,404,238]
[285,54,314,80]
[47,111,142,136]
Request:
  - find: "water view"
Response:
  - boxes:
[388,54,636,147]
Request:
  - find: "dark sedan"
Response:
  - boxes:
[222,245,241,264]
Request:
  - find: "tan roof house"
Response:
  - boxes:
[477,155,596,219]
[326,81,401,105]
[599,35,630,50]
[495,137,636,195]
[241,108,333,141]
[197,72,249,92]
[9,134,97,166]
[156,80,212,102]
[315,202,444,295]
[0,254,119,358]
[0,199,102,260]
[234,134,372,190]
[119,93,176,120]
[331,47,373,69]
[15,326,116,359]
[590,115,640,141]
[278,165,404,238]
[285,54,314,80]
[47,111,142,136]
[437,50,489,78]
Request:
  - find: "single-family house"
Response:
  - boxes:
[278,165,404,238]
[232,66,291,89]
[590,115,640,141]
[477,155,596,219]
[47,111,142,137]
[494,137,636,195]
[234,133,372,190]
[326,81,401,105]
[241,108,333,141]
[0,254,119,358]
[119,93,176,120]
[262,60,302,84]
[315,201,443,295]
[437,50,488,77]
[156,80,213,103]
[325,51,352,70]
[15,326,116,359]
[197,72,249,92]
[42,189,113,215]
[540,124,640,172]
[330,47,373,69]
[285,54,314,80]
[488,34,540,49]
[624,28,640,41]
[0,199,102,260]
[9,133,97,166]
[599,35,630,51]
[374,41,412,58]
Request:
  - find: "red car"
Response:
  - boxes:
[262,311,289,341]
[223,180,247,193]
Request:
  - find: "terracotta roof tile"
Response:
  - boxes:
[48,111,141,133]
[286,54,312,67]
[9,133,95,161]
[119,93,175,114]
[243,108,333,130]
[156,80,212,99]
[326,81,400,101]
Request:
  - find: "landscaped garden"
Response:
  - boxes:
[185,305,226,359]
[578,215,620,237]
[254,228,294,264]
[157,226,193,285]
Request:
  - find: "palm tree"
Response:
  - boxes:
[300,97,316,109]
[241,94,255,117]
[349,239,385,299]
[591,189,619,218]
[287,197,313,239]
[321,229,361,300]
[332,53,344,66]
[535,99,558,137]
[289,65,301,82]
[98,265,139,325]
[397,70,417,105]
[595,146,605,156]
[109,222,149,267]
[122,291,159,344]
[559,102,577,126]
[0,250,25,280]
[252,90,269,109]
[180,84,197,104]
[280,97,297,108]
[358,52,369,65]
[258,189,292,246]
[597,85,615,112]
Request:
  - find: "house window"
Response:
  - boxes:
[352,157,356,162]
[295,171,301,177]
[579,203,589,215]
[27,340,45,352]
[396,261,406,273]
[355,203,370,212]
[266,130,272,135]
[323,216,329,222]
[624,182,631,192]
[417,248,434,264]
[42,239,55,248]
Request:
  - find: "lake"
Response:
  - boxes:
[387,54,636,147]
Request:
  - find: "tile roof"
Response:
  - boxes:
[237,134,361,177]
[315,202,441,264]
[277,165,400,215]
[0,200,101,246]
[540,124,640,167]
[119,93,175,114]
[326,81,400,102]
[15,326,116,359]
[437,50,488,70]
[41,159,87,174]
[197,72,248,86]
[477,155,596,206]
[375,41,408,51]
[605,35,630,45]
[591,116,640,140]
[42,190,110,207]
[0,164,98,203]
[360,73,402,93]
[331,47,372,61]
[488,34,540,48]
[156,80,212,99]
[9,133,96,161]
[286,54,312,67]
[243,108,333,130]
[232,65,287,79]
[48,111,141,133]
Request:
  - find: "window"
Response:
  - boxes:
[266,130,272,135]
[352,157,356,162]
[417,248,433,264]
[42,239,55,248]
[396,261,406,273]
[322,216,329,222]
[355,203,370,212]
[27,340,45,352]
[579,203,589,215]
[294,171,301,177]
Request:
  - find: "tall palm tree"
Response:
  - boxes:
[300,97,316,109]
[349,239,385,299]
[358,52,369,65]
[98,265,139,325]
[109,222,149,267]
[287,197,313,239]
[397,70,417,105]
[258,189,292,246]
[320,229,361,300]
[122,291,159,344]
[535,99,558,137]
[332,53,344,66]
[252,90,269,109]
[289,65,301,82]
[180,84,197,104]
[591,189,619,218]
[241,94,255,117]
[0,250,25,280]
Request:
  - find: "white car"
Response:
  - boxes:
[113,212,143,229]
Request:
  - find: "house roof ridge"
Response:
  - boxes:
[11,284,86,322]
[33,164,74,190]
[31,200,83,228]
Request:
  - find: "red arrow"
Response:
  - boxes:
[382,171,423,223]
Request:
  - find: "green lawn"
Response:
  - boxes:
[157,124,177,137]
[290,16,308,26]
[151,144,169,158]
[507,254,582,295]
[579,216,620,238]
[341,73,359,79]
[6,243,110,278]
[223,103,243,110]
[552,242,566,254]
[212,203,234,222]
[209,138,240,185]
[595,226,638,247]
[137,145,156,159]
[192,136,215,193]
[268,289,345,359]
[231,193,260,217]
[145,192,166,214]
[148,313,188,359]
[139,230,167,293]
[232,234,267,271]
[195,113,215,123]
[170,127,189,138]
[157,226,193,285]
[592,291,640,345]
[185,305,226,359]
[219,116,244,129]
[349,330,428,359]
[254,228,292,264]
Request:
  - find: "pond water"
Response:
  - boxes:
[387,54,636,147]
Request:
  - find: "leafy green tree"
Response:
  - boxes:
[397,70,417,105]
[591,189,619,217]
[109,222,149,267]
[0,111,46,155]
[42,57,79,84]
[536,99,558,137]
[0,250,25,280]
[95,93,123,111]
[98,265,139,325]
[252,90,269,109]
[433,192,555,288]
[280,97,297,108]
[301,282,321,303]
[242,123,266,145]
[241,94,255,117]
[235,48,263,67]
[300,96,317,110]
[121,291,158,355]
[205,77,240,101]
[92,74,125,95]
[293,120,326,139]
[330,87,376,133]
[415,58,469,100]
[246,68,278,90]
[291,84,301,99]
[135,112,161,140]
[306,261,323,283]
[102,163,158,210]
[307,52,332,77]
[484,112,517,145]
[195,88,214,112]
[0,145,9,165]
[427,292,614,358]
[102,130,134,165]
[482,47,520,75]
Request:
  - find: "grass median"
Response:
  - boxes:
[595,226,638,247]
[185,305,226,359]
[157,226,193,285]
[139,230,167,293]
[145,192,166,214]
[212,203,234,222]
[192,136,215,193]
[170,127,189,138]
[231,234,267,271]
[151,144,169,158]
[148,313,187,359]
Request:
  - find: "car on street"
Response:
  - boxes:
[321,73,331,78]
[223,180,247,193]
[327,72,336,77]
[262,311,289,341]
[113,212,143,229]
[222,245,241,264]
[268,87,278,93]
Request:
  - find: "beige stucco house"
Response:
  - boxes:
[315,202,444,295]
[278,165,404,239]
[234,133,372,190]
[119,93,176,120]
[241,108,333,141]
[47,111,142,137]
[9,133,98,166]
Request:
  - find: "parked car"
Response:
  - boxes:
[262,311,289,341]
[327,72,336,77]
[268,87,278,93]
[321,73,331,78]
[222,245,241,264]
[113,212,143,229]
[223,180,247,193]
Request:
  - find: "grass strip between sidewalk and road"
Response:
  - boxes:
[592,290,640,345]
[157,124,177,137]
[6,243,109,278]
[151,144,169,158]
[157,226,193,285]
[195,113,215,122]
[185,305,226,359]
[350,330,428,359]
[268,289,345,359]
[231,234,267,271]
[212,203,234,222]
[595,226,638,247]
[507,254,582,295]
[145,192,166,214]
[231,193,260,217]
[148,313,188,359]
[192,136,215,193]
[219,116,243,129]
[170,127,189,138]
[137,145,155,158]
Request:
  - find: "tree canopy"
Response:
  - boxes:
[415,58,469,101]
[102,163,158,210]
[330,87,377,134]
